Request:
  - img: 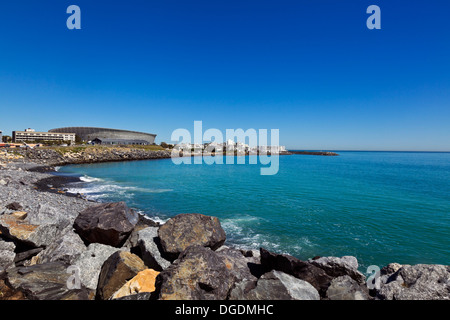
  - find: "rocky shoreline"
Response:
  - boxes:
[0,158,449,300]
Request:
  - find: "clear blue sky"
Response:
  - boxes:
[0,0,449,151]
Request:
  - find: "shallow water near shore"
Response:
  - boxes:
[57,151,450,271]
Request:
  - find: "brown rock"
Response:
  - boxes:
[96,251,147,300]
[158,213,226,260]
[0,215,58,248]
[0,279,27,300]
[111,269,160,299]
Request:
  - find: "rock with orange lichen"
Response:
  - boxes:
[96,251,146,300]
[111,269,160,300]
[0,214,59,247]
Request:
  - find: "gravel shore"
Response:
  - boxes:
[0,161,94,218]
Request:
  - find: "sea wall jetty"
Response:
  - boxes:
[7,146,172,166]
[290,151,339,156]
[5,146,292,167]
[0,162,449,300]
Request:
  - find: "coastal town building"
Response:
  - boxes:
[12,129,76,143]
[173,141,287,154]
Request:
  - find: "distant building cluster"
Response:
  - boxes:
[0,127,156,146]
[174,139,286,154]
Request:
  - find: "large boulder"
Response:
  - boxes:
[377,264,450,300]
[137,227,171,271]
[96,251,147,300]
[158,213,226,260]
[73,202,139,247]
[215,247,260,284]
[326,275,370,300]
[32,230,87,265]
[309,256,366,284]
[229,270,320,300]
[0,215,60,248]
[72,243,121,291]
[111,269,160,300]
[156,245,233,300]
[5,261,94,300]
[260,248,332,296]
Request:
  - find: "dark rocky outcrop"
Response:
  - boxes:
[260,247,333,297]
[96,251,146,300]
[158,213,226,261]
[156,245,234,300]
[73,202,138,247]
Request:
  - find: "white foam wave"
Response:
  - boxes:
[79,175,104,183]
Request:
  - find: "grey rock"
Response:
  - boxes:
[377,264,450,300]
[72,243,121,291]
[0,239,16,269]
[73,202,139,247]
[34,230,87,265]
[157,245,234,300]
[158,213,226,261]
[230,270,320,300]
[260,247,332,297]
[6,261,93,300]
[326,275,370,300]
[27,203,73,229]
[137,227,171,271]
[309,256,366,284]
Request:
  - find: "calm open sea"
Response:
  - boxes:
[58,151,450,271]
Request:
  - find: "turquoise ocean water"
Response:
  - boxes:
[58,152,450,271]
